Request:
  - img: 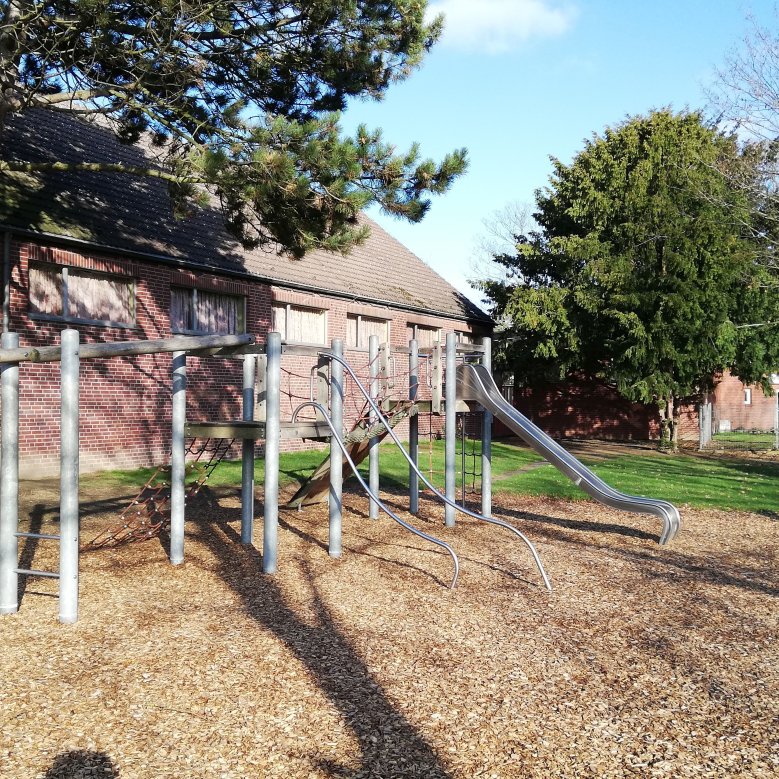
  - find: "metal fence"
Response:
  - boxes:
[695,399,779,452]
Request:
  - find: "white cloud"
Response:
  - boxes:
[427,0,577,54]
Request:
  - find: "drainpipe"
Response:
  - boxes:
[2,231,10,333]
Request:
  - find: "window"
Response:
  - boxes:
[744,388,752,405]
[346,314,390,349]
[29,263,135,326]
[410,324,441,349]
[272,303,327,344]
[455,331,475,344]
[171,287,245,334]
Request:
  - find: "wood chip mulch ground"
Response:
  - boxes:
[1,479,777,778]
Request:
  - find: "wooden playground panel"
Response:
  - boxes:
[1,480,777,779]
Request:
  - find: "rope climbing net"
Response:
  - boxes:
[83,437,235,550]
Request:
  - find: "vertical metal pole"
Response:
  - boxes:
[256,353,267,422]
[241,354,256,544]
[445,332,456,527]
[170,351,186,566]
[774,393,779,451]
[368,335,379,519]
[263,332,281,574]
[481,336,493,517]
[409,339,419,515]
[329,338,343,557]
[699,402,706,451]
[431,344,442,413]
[0,332,19,614]
[460,415,466,507]
[59,329,79,624]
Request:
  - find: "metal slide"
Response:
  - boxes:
[456,364,681,544]
[318,352,553,591]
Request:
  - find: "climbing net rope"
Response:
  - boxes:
[83,437,235,550]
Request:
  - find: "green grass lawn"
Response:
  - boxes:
[711,431,776,447]
[84,439,779,515]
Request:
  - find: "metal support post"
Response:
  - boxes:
[315,355,329,421]
[409,339,419,515]
[256,353,267,422]
[445,332,456,527]
[481,336,492,517]
[329,338,344,556]
[774,393,779,451]
[431,343,442,414]
[241,354,256,544]
[59,329,80,624]
[0,332,19,614]
[170,351,186,565]
[263,332,281,573]
[368,335,380,519]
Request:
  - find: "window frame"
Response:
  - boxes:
[346,313,391,350]
[28,262,136,329]
[744,387,753,405]
[272,302,328,346]
[170,286,247,336]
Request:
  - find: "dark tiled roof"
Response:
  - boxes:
[0,110,491,323]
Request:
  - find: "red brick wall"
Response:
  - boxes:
[496,379,662,441]
[711,372,778,432]
[5,238,487,476]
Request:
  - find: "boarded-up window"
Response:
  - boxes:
[272,303,326,344]
[171,287,245,334]
[346,314,390,349]
[29,264,134,325]
[455,331,474,344]
[410,324,441,349]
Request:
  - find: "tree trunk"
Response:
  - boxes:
[658,395,678,451]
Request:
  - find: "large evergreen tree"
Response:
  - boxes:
[0,0,467,256]
[480,110,779,445]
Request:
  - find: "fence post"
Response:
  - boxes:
[0,332,19,615]
[481,336,493,517]
[409,339,419,515]
[59,329,80,624]
[329,339,343,557]
[170,351,187,565]
[445,333,456,527]
[775,392,779,451]
[263,332,281,574]
[368,335,379,519]
[241,354,256,545]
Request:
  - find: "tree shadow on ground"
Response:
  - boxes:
[497,503,658,543]
[191,503,452,779]
[42,750,119,778]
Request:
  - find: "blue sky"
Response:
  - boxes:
[341,0,776,308]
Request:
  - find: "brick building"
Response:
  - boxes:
[0,111,492,477]
[494,372,776,445]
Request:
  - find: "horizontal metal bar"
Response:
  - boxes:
[15,568,60,579]
[0,333,254,364]
[15,532,61,540]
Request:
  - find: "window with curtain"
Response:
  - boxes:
[29,263,135,326]
[272,303,327,344]
[346,314,390,349]
[170,287,245,334]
